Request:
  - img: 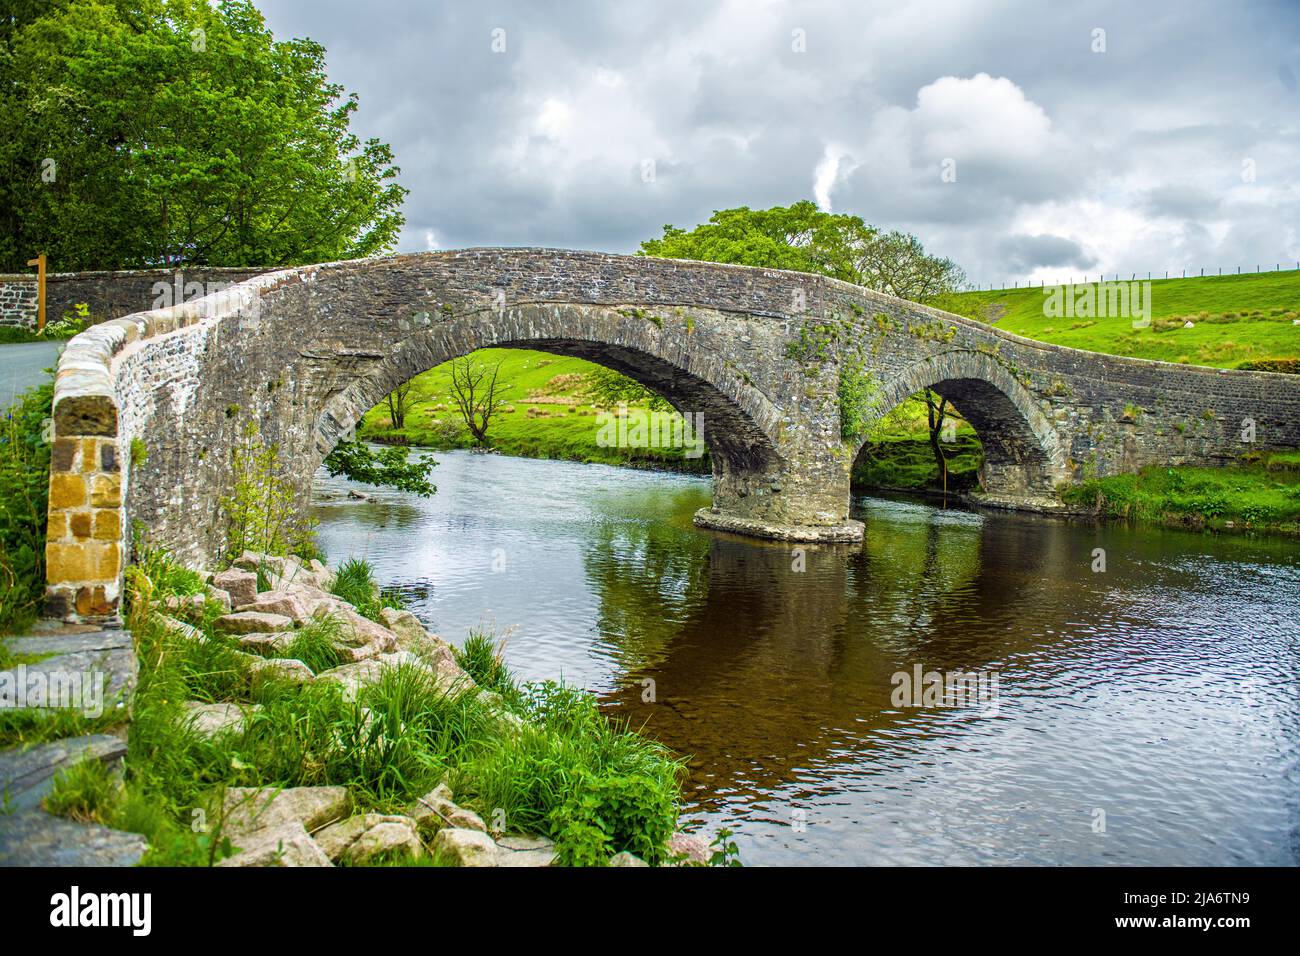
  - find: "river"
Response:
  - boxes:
[312,449,1300,866]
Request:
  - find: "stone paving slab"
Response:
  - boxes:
[1,626,137,709]
[0,733,127,813]
[0,811,147,867]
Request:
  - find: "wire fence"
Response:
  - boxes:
[976,261,1300,292]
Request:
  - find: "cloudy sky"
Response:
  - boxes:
[258,0,1300,287]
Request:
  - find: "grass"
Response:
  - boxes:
[1059,452,1300,532]
[31,544,694,865]
[0,376,53,635]
[329,557,401,623]
[357,347,709,473]
[947,269,1300,369]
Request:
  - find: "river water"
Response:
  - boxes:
[312,450,1299,866]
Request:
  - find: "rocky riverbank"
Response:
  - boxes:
[3,549,718,867]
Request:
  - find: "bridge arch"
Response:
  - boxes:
[310,303,781,481]
[863,350,1069,502]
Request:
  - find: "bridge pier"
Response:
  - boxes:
[692,456,864,542]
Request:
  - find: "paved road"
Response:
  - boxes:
[0,341,62,406]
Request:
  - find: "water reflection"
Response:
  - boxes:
[313,450,1300,866]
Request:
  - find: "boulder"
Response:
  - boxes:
[311,605,399,657]
[204,584,233,614]
[430,827,498,866]
[379,608,427,646]
[152,612,205,644]
[183,701,257,738]
[431,828,555,867]
[247,657,315,684]
[220,786,351,837]
[238,632,291,654]
[212,568,258,608]
[315,814,423,865]
[666,831,712,865]
[216,820,332,868]
[610,851,650,867]
[232,552,336,592]
[163,593,206,620]
[215,610,294,634]
[315,652,427,702]
[409,783,487,834]
[241,590,313,625]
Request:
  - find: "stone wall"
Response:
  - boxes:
[45,249,1300,622]
[0,276,38,327]
[0,267,270,329]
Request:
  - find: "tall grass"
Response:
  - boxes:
[52,545,696,865]
[0,376,52,634]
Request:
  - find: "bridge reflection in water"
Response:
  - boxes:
[313,449,1300,866]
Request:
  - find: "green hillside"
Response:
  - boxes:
[948,269,1300,370]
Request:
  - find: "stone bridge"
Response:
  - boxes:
[44,249,1300,620]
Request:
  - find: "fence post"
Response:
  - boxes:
[25,253,46,332]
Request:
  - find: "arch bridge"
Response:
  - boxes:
[45,249,1300,619]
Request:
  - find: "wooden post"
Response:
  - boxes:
[25,253,46,332]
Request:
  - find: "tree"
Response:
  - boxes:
[323,440,436,496]
[922,390,952,492]
[0,0,407,272]
[641,203,969,473]
[447,357,510,445]
[639,201,966,303]
[384,381,414,431]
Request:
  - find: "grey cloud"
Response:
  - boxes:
[255,0,1300,284]
[998,234,1098,273]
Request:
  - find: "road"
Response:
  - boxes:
[0,341,62,406]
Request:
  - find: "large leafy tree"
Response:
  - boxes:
[0,0,407,271]
[639,201,966,302]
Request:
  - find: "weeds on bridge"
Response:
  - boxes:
[221,419,318,566]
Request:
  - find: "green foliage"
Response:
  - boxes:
[581,366,670,412]
[97,547,702,865]
[454,630,514,698]
[44,756,124,824]
[280,616,346,673]
[460,680,684,864]
[549,772,678,866]
[329,557,401,623]
[0,0,407,272]
[838,359,880,441]
[1058,458,1300,531]
[947,270,1300,369]
[220,419,316,566]
[0,376,53,634]
[323,439,437,496]
[640,201,965,301]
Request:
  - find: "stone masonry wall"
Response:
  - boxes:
[0,267,269,329]
[45,249,1300,622]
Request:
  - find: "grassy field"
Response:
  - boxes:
[950,269,1300,370]
[358,348,708,473]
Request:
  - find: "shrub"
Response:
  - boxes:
[221,419,317,565]
[0,377,52,633]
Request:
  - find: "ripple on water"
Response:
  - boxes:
[314,449,1300,866]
